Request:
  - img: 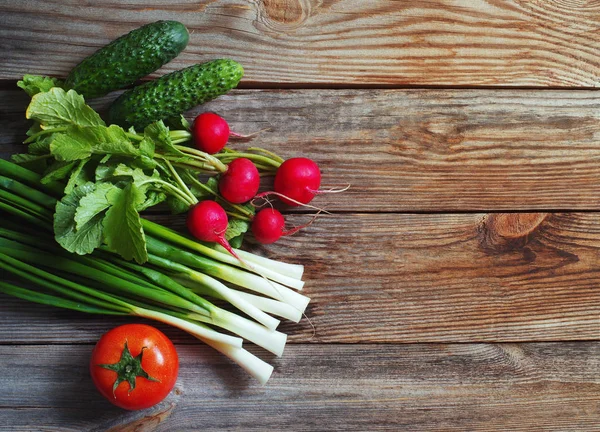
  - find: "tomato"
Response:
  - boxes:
[90,324,179,410]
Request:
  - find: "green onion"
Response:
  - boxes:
[141,219,305,285]
[146,253,281,331]
[0,158,64,197]
[0,158,309,383]
[145,235,308,306]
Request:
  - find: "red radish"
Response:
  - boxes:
[251,208,316,244]
[186,200,239,258]
[254,157,347,209]
[219,158,260,204]
[192,113,230,154]
[192,113,266,154]
[251,208,286,244]
[273,157,321,206]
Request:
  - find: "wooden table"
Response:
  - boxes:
[1,1,599,430]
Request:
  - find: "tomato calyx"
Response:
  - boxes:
[97,340,160,397]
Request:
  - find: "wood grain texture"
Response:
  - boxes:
[1,0,600,87]
[2,2,600,429]
[3,88,600,211]
[1,212,599,344]
[0,343,598,431]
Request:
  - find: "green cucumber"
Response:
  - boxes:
[65,21,189,99]
[108,59,244,130]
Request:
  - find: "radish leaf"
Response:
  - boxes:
[50,125,139,162]
[144,121,185,156]
[74,182,114,229]
[17,74,64,97]
[26,88,104,128]
[103,183,148,264]
[54,182,105,255]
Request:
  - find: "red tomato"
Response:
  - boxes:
[90,324,179,410]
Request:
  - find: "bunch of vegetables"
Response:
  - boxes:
[0,20,338,407]
[14,70,324,263]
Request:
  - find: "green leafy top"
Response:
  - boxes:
[26,87,104,129]
[144,121,185,156]
[50,125,140,162]
[17,75,64,97]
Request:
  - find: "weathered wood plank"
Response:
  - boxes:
[3,88,600,211]
[1,212,599,344]
[0,343,598,431]
[1,0,599,87]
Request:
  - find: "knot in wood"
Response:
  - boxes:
[479,213,547,253]
[259,0,313,32]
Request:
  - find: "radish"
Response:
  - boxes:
[186,200,239,258]
[192,113,266,155]
[219,158,260,204]
[192,113,230,154]
[255,157,349,208]
[251,208,316,244]
[251,208,286,244]
[254,157,322,207]
[274,158,321,206]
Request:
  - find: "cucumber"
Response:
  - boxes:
[65,21,189,99]
[108,59,244,130]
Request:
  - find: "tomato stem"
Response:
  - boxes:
[97,341,160,397]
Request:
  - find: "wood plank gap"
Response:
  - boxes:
[278,209,600,215]
[1,79,600,92]
[237,82,600,91]
[141,209,600,217]
[0,340,598,347]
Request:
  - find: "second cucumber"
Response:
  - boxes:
[65,21,189,99]
[108,59,244,130]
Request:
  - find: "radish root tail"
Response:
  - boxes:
[282,210,323,237]
[230,128,272,140]
[252,192,331,214]
[311,184,351,195]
